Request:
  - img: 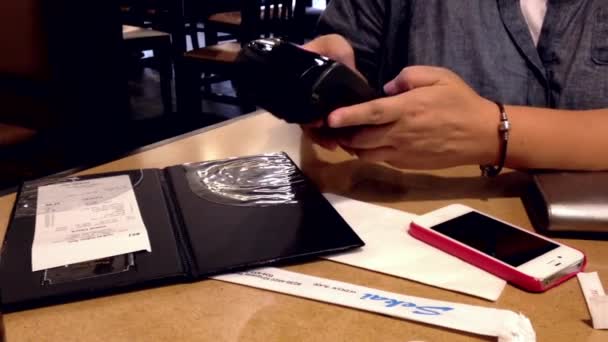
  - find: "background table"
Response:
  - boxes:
[1,112,607,341]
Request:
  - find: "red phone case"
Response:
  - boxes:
[409,221,587,292]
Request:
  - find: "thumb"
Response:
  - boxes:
[383,66,450,95]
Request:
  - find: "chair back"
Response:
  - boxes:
[0,0,51,130]
[0,0,129,131]
[240,0,306,44]
[184,0,241,18]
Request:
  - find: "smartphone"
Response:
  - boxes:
[409,204,586,292]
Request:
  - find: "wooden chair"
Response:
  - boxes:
[122,25,173,114]
[183,0,241,50]
[120,0,188,55]
[177,0,307,115]
[202,0,310,46]
[120,0,173,31]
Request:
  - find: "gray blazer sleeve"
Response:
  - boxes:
[316,0,387,87]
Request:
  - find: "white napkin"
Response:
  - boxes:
[322,193,506,301]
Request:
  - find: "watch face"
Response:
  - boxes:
[236,37,380,124]
[235,38,336,123]
[238,38,326,80]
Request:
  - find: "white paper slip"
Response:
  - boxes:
[322,194,506,301]
[32,175,151,271]
[213,267,535,342]
[577,272,608,329]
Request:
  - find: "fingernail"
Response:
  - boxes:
[383,82,396,95]
[328,114,341,128]
[320,140,337,150]
[312,119,324,128]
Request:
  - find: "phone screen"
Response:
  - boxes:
[431,212,559,267]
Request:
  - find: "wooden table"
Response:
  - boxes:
[1,112,607,341]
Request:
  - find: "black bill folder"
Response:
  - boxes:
[0,153,364,312]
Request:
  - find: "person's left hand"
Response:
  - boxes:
[327,66,501,169]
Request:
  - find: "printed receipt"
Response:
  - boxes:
[32,175,151,271]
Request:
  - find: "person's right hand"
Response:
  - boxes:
[300,34,361,150]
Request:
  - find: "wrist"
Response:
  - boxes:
[480,100,510,177]
[477,98,503,165]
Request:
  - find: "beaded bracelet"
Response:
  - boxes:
[480,101,510,177]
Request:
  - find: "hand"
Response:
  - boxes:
[326,66,500,169]
[300,119,339,150]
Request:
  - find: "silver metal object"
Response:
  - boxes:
[525,171,608,233]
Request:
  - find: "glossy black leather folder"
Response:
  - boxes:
[0,153,364,312]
